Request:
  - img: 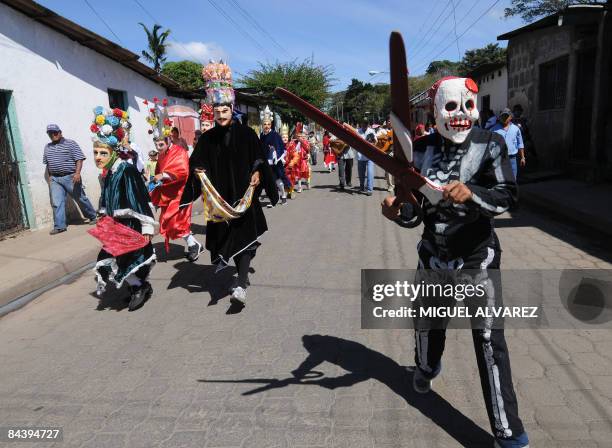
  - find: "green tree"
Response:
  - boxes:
[504,0,592,22]
[139,23,171,72]
[161,61,204,90]
[426,60,462,77]
[459,43,507,75]
[240,58,335,124]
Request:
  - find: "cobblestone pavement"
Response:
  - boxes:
[1,168,611,447]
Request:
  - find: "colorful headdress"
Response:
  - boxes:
[202,60,235,106]
[199,102,214,122]
[280,124,289,138]
[143,97,172,139]
[90,106,130,148]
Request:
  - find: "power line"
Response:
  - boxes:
[407,0,444,53]
[225,0,291,58]
[412,0,450,55]
[83,0,125,45]
[132,0,200,63]
[412,0,479,70]
[206,0,272,60]
[413,0,502,74]
[450,0,461,60]
[410,3,455,61]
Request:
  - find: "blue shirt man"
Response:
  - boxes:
[490,109,525,178]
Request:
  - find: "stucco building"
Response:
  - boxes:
[0,0,200,237]
[467,62,508,116]
[498,4,612,181]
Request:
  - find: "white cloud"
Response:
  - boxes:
[167,41,226,63]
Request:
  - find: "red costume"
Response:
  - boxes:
[150,144,192,248]
[285,138,310,185]
[323,134,336,166]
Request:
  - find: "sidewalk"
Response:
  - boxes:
[0,224,98,308]
[0,200,205,311]
[518,179,612,240]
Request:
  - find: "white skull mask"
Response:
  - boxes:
[433,77,479,144]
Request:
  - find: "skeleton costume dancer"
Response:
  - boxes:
[259,106,290,206]
[184,61,278,306]
[90,107,156,311]
[383,77,529,448]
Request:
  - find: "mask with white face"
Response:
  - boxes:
[432,77,480,144]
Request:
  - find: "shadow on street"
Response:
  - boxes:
[198,334,492,447]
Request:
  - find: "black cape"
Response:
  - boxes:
[182,121,278,264]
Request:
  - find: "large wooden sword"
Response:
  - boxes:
[275,32,443,226]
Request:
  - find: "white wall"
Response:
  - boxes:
[477,66,508,116]
[0,4,190,229]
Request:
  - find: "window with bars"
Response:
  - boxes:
[539,56,568,110]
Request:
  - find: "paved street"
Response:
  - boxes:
[1,168,612,448]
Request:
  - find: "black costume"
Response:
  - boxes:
[183,120,278,283]
[400,128,525,441]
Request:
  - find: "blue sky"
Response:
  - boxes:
[37,0,525,91]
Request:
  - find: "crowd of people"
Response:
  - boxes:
[40,58,530,447]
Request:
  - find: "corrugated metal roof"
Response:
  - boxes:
[1,0,180,90]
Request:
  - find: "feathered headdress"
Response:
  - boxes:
[202,60,235,106]
[90,106,130,148]
[143,97,172,139]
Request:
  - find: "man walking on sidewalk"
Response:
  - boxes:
[43,124,97,235]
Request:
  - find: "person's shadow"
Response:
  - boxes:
[93,283,128,311]
[168,261,247,313]
[198,334,492,447]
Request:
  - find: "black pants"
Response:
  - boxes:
[413,241,525,440]
[338,158,353,187]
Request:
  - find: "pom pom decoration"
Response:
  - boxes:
[90,107,130,148]
[143,97,171,142]
[122,111,129,119]
[143,99,148,105]
[108,116,120,128]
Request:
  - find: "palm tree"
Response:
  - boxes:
[139,23,171,73]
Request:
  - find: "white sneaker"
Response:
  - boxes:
[230,286,247,306]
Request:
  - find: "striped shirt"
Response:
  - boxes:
[43,138,86,175]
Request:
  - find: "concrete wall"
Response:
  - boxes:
[507,26,572,171]
[476,66,508,116]
[0,4,194,230]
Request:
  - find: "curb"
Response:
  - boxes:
[519,192,612,242]
[0,261,95,318]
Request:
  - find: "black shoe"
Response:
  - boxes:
[186,241,203,262]
[86,217,97,225]
[128,281,152,311]
[281,197,287,205]
[49,228,66,235]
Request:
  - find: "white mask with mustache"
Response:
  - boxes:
[433,78,479,144]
